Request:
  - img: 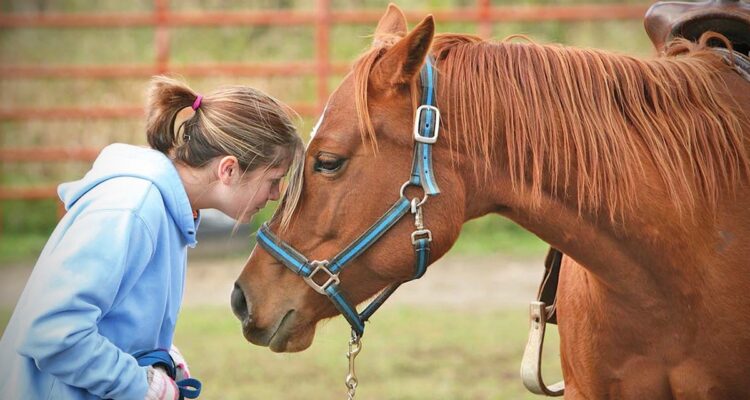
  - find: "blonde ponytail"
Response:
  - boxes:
[144,75,302,174]
[145,76,199,154]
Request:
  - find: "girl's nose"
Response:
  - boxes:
[269,185,281,201]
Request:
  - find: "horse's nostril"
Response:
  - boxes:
[231,282,250,321]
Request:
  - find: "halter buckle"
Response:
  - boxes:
[411,229,433,244]
[303,260,340,295]
[413,105,440,144]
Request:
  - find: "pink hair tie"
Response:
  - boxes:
[191,95,203,111]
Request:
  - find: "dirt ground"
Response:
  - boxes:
[0,252,546,310]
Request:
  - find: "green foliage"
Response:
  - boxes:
[0,232,49,266]
[1,200,58,235]
[0,232,49,264]
[0,200,57,264]
[1,28,155,64]
[171,27,315,63]
[0,308,10,330]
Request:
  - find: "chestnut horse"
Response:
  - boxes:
[232,5,750,398]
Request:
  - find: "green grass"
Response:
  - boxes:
[0,304,562,399]
[453,216,548,256]
[173,305,561,400]
[0,233,49,265]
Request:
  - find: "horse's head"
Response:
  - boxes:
[231,5,469,352]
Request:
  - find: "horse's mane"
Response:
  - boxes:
[354,32,749,222]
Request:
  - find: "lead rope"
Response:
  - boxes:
[345,330,362,399]
[342,198,430,399]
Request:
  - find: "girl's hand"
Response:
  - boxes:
[145,366,179,400]
[169,344,191,380]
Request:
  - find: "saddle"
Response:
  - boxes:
[647,0,750,81]
[645,0,750,56]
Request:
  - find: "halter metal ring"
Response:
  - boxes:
[399,181,428,209]
[303,260,340,295]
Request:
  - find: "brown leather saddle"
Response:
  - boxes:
[645,0,750,55]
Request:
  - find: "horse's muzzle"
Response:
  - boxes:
[230,280,307,352]
[231,282,250,323]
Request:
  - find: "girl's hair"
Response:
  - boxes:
[145,75,304,227]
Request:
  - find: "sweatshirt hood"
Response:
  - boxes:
[58,143,197,245]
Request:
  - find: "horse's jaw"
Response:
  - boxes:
[241,309,316,353]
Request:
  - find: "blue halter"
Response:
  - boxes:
[256,57,441,337]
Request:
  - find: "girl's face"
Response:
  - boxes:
[215,158,290,223]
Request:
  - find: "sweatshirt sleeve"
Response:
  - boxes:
[16,209,156,400]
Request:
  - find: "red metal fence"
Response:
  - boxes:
[0,0,649,206]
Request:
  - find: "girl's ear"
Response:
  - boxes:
[216,156,240,185]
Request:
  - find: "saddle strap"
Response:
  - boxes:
[538,248,563,325]
[714,47,750,82]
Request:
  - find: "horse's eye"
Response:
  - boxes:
[314,154,345,174]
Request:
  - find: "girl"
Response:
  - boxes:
[0,76,304,399]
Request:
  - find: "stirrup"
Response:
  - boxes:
[520,301,565,396]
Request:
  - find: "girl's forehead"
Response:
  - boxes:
[245,162,288,180]
[272,160,292,175]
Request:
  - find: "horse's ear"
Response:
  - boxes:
[373,3,408,46]
[372,15,434,87]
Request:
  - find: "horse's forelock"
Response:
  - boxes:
[353,46,389,153]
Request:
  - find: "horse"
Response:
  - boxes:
[231,4,750,398]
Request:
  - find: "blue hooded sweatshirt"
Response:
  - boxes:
[0,143,199,399]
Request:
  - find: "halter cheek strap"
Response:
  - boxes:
[256,57,440,337]
[411,58,441,195]
[257,197,414,335]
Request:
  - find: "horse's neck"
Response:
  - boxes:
[446,48,750,286]
[454,125,709,293]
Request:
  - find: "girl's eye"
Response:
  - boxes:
[313,154,345,174]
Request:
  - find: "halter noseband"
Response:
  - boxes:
[256,57,441,337]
